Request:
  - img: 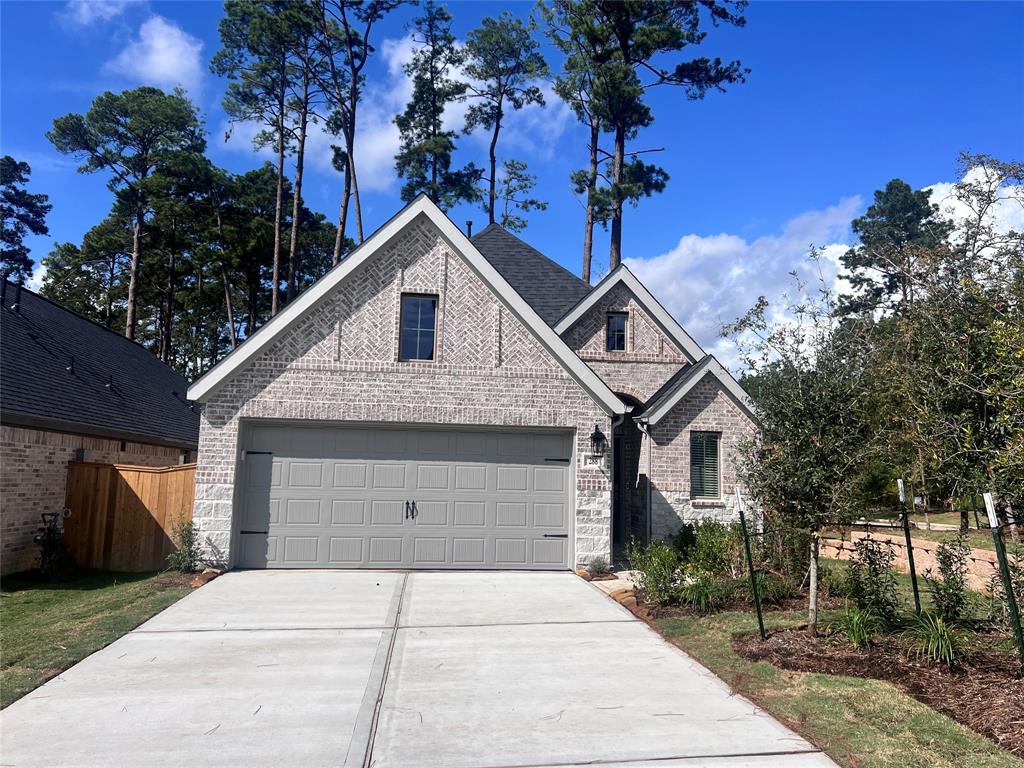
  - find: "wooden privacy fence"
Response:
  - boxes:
[63,461,196,572]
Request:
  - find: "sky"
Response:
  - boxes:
[2,0,1022,368]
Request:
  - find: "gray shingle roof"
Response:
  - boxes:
[1,281,199,448]
[471,223,592,326]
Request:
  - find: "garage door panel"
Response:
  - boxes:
[238,425,573,569]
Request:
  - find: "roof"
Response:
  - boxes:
[187,196,628,415]
[1,281,199,449]
[472,223,593,326]
[554,264,704,363]
[638,354,758,426]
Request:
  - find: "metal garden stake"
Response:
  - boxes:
[898,479,922,615]
[985,492,1024,677]
[736,489,766,641]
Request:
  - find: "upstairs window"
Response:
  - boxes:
[690,432,720,499]
[399,294,437,361]
[606,312,627,351]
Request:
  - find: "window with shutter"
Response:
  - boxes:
[690,432,720,498]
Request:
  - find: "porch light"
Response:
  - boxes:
[589,424,608,460]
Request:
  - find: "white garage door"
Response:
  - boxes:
[235,424,574,569]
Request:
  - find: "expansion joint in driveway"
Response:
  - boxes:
[348,572,409,768]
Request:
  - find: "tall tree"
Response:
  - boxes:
[317,0,403,261]
[495,160,547,233]
[564,1,748,270]
[394,1,480,209]
[463,12,549,226]
[212,0,295,316]
[1,156,52,284]
[838,179,952,315]
[48,87,203,339]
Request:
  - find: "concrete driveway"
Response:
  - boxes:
[1,571,836,768]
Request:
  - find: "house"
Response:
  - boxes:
[0,281,199,575]
[186,196,757,570]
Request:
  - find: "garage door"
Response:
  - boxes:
[236,424,574,569]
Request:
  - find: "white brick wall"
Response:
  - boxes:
[193,220,613,567]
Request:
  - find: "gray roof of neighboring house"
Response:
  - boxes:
[472,223,593,326]
[0,281,199,448]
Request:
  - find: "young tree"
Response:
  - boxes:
[1,156,52,283]
[463,12,549,226]
[316,0,404,259]
[212,0,295,316]
[48,87,204,339]
[726,261,874,635]
[394,1,480,209]
[585,0,747,269]
[495,160,547,233]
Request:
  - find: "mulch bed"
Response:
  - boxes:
[150,572,196,589]
[641,593,842,620]
[734,626,1024,757]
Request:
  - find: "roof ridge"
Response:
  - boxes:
[472,224,592,292]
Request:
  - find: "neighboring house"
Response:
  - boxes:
[187,196,757,570]
[0,281,199,575]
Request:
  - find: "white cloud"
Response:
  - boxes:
[103,15,203,95]
[624,196,863,371]
[60,0,133,26]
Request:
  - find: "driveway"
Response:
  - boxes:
[1,571,836,768]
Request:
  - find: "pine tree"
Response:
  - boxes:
[1,156,52,284]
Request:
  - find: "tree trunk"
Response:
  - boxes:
[125,208,143,340]
[487,109,502,226]
[271,73,286,317]
[346,93,364,243]
[333,160,351,266]
[222,267,237,350]
[349,136,364,243]
[287,79,310,303]
[808,530,820,636]
[104,255,116,329]
[582,120,599,283]
[608,124,625,271]
[161,248,175,364]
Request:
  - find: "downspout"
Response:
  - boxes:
[610,413,624,559]
[637,419,653,543]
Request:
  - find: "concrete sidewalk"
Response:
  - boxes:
[0,571,837,768]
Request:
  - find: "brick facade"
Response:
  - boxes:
[0,425,183,575]
[561,283,689,403]
[643,378,757,540]
[192,219,614,567]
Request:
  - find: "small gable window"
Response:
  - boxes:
[690,432,720,499]
[606,312,627,351]
[399,294,437,361]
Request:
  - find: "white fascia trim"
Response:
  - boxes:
[188,196,628,415]
[638,355,758,426]
[553,264,705,364]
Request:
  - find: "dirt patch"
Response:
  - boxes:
[150,573,195,589]
[639,592,842,620]
[734,626,1024,756]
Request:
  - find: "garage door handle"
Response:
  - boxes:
[405,501,411,519]
[543,534,568,538]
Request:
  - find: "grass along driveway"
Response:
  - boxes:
[1,569,192,708]
[657,608,1023,768]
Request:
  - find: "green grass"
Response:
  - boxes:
[0,569,191,708]
[656,607,1023,768]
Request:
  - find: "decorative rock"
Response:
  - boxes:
[190,570,220,588]
[575,568,594,581]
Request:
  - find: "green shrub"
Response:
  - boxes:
[689,519,743,576]
[831,604,881,648]
[904,612,966,667]
[923,533,971,624]
[678,568,739,614]
[819,561,853,599]
[756,524,811,580]
[756,572,800,606]
[587,555,610,576]
[671,523,697,560]
[626,538,681,606]
[847,537,900,622]
[987,542,1024,628]
[167,515,201,573]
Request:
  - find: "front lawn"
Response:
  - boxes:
[657,608,1023,768]
[0,569,192,708]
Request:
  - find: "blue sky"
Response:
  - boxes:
[2,0,1022,362]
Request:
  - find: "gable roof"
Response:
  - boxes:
[638,354,758,426]
[471,223,592,326]
[187,196,628,415]
[0,281,199,449]
[553,264,704,363]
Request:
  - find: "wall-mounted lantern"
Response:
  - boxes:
[587,424,608,466]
